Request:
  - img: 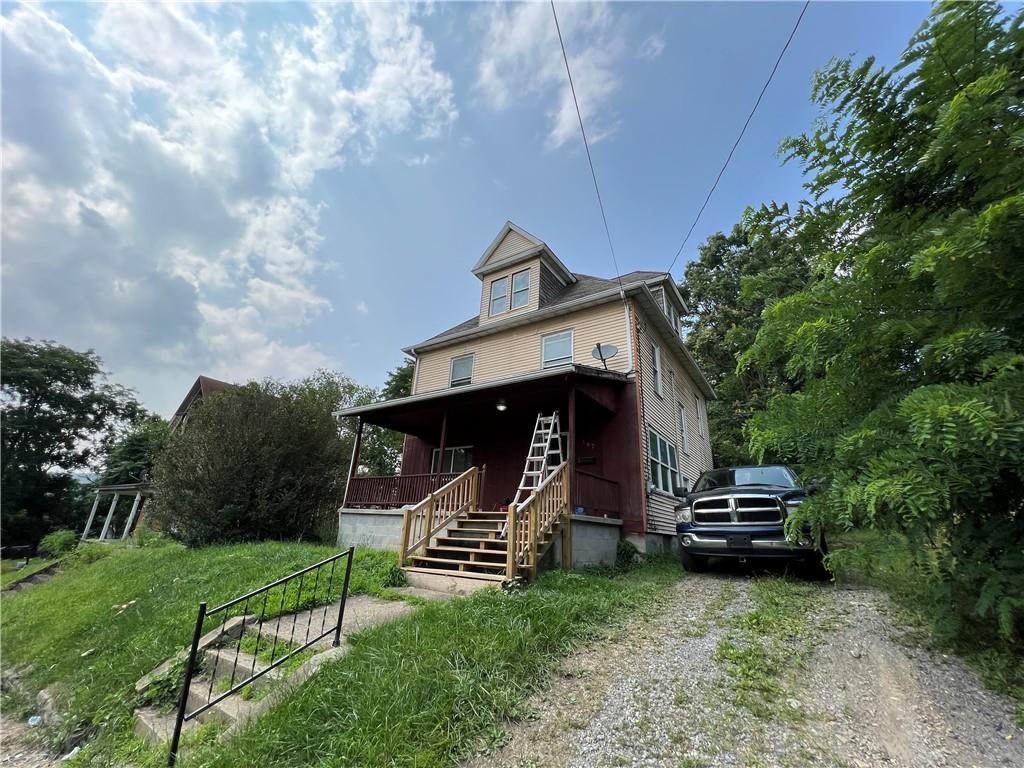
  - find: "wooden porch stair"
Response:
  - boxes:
[399,462,571,587]
[404,510,563,582]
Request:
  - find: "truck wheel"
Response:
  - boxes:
[681,551,709,572]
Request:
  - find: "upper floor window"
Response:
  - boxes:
[511,269,530,309]
[542,329,573,369]
[489,277,509,316]
[695,394,706,437]
[648,427,679,494]
[652,343,663,396]
[450,354,474,387]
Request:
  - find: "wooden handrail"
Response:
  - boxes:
[508,462,570,575]
[399,467,479,566]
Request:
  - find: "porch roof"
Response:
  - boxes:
[335,365,628,433]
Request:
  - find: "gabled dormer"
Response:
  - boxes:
[472,222,576,327]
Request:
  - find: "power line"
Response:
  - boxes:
[666,0,811,276]
[550,0,624,292]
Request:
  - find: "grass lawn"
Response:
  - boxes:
[180,558,680,768]
[0,540,403,758]
[1,557,58,589]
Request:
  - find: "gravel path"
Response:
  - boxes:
[468,571,1024,768]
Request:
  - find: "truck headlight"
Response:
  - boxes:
[676,506,692,524]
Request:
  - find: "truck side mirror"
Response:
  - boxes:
[673,485,688,498]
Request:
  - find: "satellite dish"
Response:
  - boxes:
[591,343,619,370]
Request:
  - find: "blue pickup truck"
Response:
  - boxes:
[674,465,826,572]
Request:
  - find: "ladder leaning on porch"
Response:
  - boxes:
[513,412,563,505]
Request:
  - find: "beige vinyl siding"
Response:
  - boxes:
[414,300,630,394]
[486,229,535,265]
[635,303,713,535]
[479,258,541,327]
[538,263,563,307]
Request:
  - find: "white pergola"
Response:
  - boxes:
[80,483,154,542]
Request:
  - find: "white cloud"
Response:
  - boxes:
[405,153,433,167]
[475,2,624,149]
[1,2,456,414]
[355,300,369,314]
[638,32,666,60]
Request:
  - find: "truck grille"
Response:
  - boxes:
[692,495,783,525]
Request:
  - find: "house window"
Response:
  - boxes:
[449,354,473,387]
[489,277,509,316]
[431,446,474,474]
[695,394,706,437]
[511,269,530,309]
[652,343,663,396]
[679,403,689,455]
[541,329,573,369]
[648,428,679,494]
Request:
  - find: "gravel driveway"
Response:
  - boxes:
[468,570,1024,768]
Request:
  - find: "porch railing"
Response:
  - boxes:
[345,472,459,508]
[399,467,481,566]
[507,461,570,580]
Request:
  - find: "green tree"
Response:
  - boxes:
[679,203,813,466]
[100,415,170,485]
[355,358,416,476]
[1,338,143,546]
[740,3,1023,643]
[151,376,350,546]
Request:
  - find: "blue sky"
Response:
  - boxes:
[2,1,935,416]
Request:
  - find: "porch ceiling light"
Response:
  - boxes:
[496,398,508,412]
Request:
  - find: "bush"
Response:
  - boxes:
[38,529,78,558]
[151,380,347,547]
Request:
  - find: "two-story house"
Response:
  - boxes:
[336,222,714,590]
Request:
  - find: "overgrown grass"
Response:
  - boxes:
[830,530,1024,725]
[181,557,681,768]
[1,557,58,588]
[0,541,402,757]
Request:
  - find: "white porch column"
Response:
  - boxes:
[98,494,119,540]
[120,492,144,540]
[81,492,102,541]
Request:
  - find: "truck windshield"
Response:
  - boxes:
[693,466,798,492]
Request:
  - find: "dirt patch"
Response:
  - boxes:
[0,714,58,768]
[465,571,1024,768]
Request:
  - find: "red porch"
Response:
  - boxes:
[338,366,644,536]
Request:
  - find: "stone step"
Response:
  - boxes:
[201,648,277,688]
[133,706,196,743]
[403,567,504,595]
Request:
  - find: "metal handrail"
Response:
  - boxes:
[167,547,355,766]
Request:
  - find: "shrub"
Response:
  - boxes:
[38,529,78,558]
[151,380,347,547]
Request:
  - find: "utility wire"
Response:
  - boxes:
[666,0,811,275]
[550,0,625,293]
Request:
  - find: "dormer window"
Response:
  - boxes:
[489,277,509,316]
[511,269,530,309]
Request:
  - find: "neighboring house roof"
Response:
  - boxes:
[169,375,231,428]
